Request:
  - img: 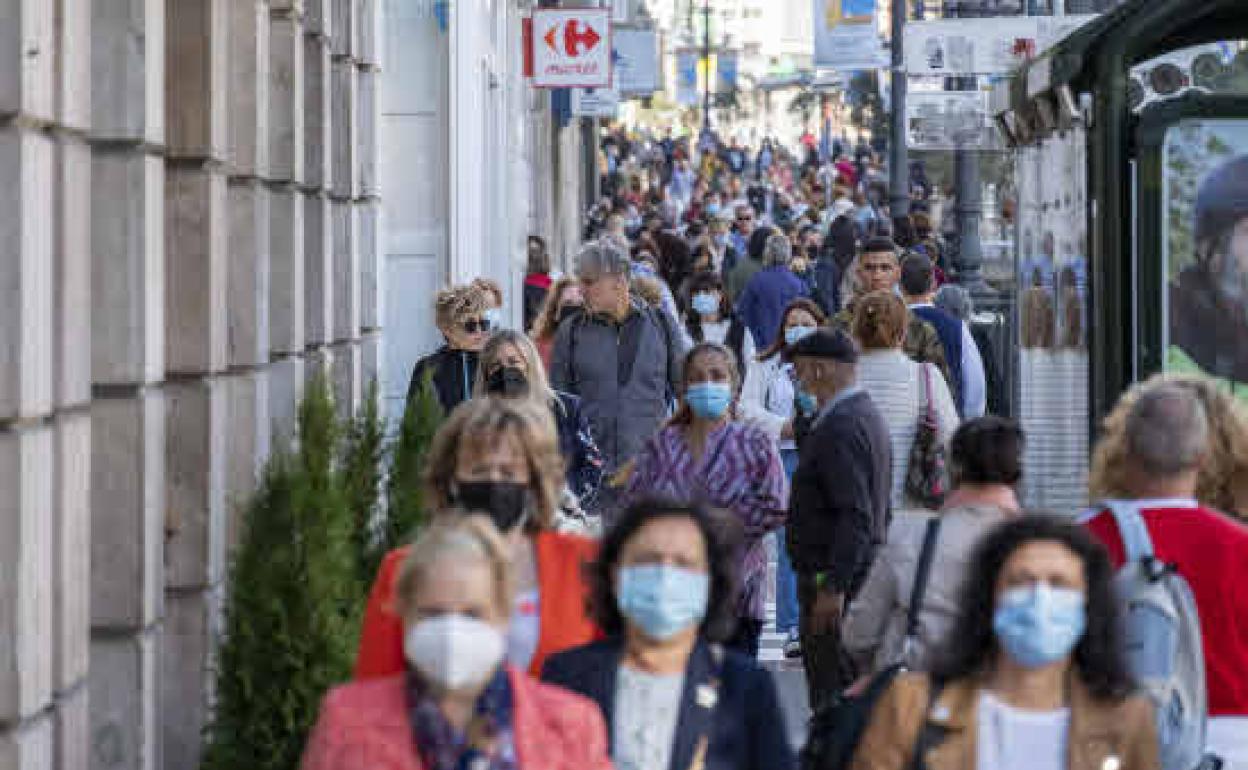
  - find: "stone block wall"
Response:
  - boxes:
[0,0,381,768]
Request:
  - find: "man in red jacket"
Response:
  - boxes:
[1082,382,1248,767]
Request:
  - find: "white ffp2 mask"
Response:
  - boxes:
[403,614,506,691]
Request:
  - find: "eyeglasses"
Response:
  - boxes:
[462,319,493,334]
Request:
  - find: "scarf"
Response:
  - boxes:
[406,668,519,770]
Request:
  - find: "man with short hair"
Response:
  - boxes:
[551,242,688,496]
[1082,382,1248,766]
[786,329,892,707]
[729,203,756,261]
[833,237,952,389]
[900,253,986,418]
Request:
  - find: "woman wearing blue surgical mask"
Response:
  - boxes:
[681,272,756,393]
[851,515,1158,770]
[750,298,828,658]
[304,516,612,770]
[621,343,788,658]
[542,500,796,770]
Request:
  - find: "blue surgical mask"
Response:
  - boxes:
[483,307,502,327]
[706,203,722,217]
[685,382,733,420]
[691,292,720,317]
[785,325,815,347]
[993,583,1087,669]
[617,564,710,641]
[795,388,818,416]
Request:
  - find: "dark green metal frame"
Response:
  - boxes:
[1002,0,1248,436]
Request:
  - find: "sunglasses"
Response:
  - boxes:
[462,319,493,334]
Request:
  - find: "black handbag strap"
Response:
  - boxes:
[906,518,942,641]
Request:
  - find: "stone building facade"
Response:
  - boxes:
[0,0,381,768]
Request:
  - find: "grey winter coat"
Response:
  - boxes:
[550,301,687,474]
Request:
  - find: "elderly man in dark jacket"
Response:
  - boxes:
[551,241,688,513]
[786,329,892,707]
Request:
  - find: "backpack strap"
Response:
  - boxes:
[906,518,942,642]
[1105,500,1157,561]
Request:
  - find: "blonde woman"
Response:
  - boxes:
[474,330,603,513]
[1090,372,1248,520]
[303,516,611,770]
[407,284,493,414]
[356,398,600,680]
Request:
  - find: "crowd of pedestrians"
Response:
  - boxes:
[298,129,1248,770]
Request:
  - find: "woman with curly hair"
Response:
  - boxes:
[1089,372,1248,520]
[851,515,1157,770]
[406,284,494,414]
[542,499,796,770]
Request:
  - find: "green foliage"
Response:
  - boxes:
[384,370,444,555]
[343,380,386,583]
[202,374,362,770]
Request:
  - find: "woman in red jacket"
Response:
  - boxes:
[355,397,599,680]
[304,516,611,770]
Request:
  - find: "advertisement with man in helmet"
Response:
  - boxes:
[1165,119,1248,401]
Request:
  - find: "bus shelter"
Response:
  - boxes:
[991,0,1248,511]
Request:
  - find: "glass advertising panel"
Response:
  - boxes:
[1016,127,1091,513]
[1162,119,1248,403]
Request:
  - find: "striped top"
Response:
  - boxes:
[624,422,789,620]
[855,350,960,511]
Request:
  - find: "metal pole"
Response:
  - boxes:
[889,0,910,223]
[702,0,712,132]
[950,1,990,296]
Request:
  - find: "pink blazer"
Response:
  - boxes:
[300,668,614,770]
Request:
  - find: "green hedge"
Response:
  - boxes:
[202,373,443,770]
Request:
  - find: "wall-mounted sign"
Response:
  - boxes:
[572,86,620,117]
[675,49,699,106]
[813,0,887,71]
[613,27,660,96]
[531,9,612,88]
[906,90,1002,151]
[904,16,1096,76]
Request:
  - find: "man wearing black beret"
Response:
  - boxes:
[784,329,892,707]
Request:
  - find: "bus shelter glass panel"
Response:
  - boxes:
[1162,118,1248,403]
[1016,127,1090,512]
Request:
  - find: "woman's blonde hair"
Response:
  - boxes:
[435,284,488,331]
[394,514,514,621]
[423,398,565,529]
[471,277,504,307]
[1090,373,1248,520]
[851,290,908,351]
[473,330,558,408]
[530,277,579,341]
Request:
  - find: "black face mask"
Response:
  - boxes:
[485,366,530,398]
[450,480,531,532]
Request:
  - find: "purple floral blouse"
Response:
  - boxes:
[624,422,789,620]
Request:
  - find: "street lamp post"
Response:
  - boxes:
[950,0,991,296]
[889,0,910,223]
[702,0,712,132]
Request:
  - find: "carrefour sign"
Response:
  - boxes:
[531,9,612,88]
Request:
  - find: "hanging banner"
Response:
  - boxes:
[613,27,660,96]
[572,86,621,117]
[531,8,612,88]
[906,90,1003,151]
[675,49,699,106]
[717,50,739,92]
[904,16,1097,76]
[813,0,887,71]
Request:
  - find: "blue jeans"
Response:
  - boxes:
[776,448,801,636]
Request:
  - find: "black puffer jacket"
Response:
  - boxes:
[406,346,478,415]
